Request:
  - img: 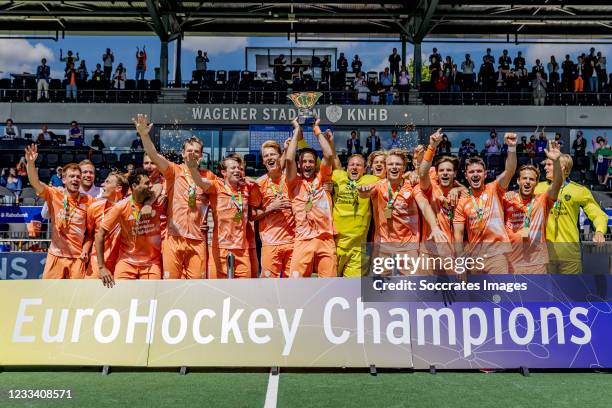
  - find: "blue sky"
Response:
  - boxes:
[1,35,611,81]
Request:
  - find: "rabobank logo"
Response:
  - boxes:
[325,105,343,123]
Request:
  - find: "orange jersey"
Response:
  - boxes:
[503,191,554,267]
[254,173,295,246]
[208,178,258,250]
[100,196,165,266]
[87,198,120,269]
[151,173,168,239]
[454,181,510,256]
[419,183,454,243]
[370,179,422,244]
[163,162,210,241]
[38,185,93,258]
[287,163,334,241]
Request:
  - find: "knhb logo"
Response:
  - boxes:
[325,105,343,123]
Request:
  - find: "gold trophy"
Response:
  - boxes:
[288,92,322,125]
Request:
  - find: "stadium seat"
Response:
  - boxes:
[0,153,15,167]
[97,168,111,184]
[75,153,88,163]
[104,152,118,167]
[60,153,75,165]
[46,153,59,167]
[37,168,51,182]
[91,151,104,166]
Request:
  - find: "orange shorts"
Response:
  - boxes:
[42,254,85,279]
[289,237,337,278]
[261,243,293,278]
[114,259,162,280]
[162,235,208,279]
[209,247,251,279]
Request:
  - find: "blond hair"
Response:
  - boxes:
[367,150,386,168]
[261,140,281,156]
[385,148,409,165]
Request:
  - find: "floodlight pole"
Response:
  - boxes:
[161,40,169,87]
[174,35,182,86]
[413,41,422,89]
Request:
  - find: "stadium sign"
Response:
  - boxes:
[1,279,611,368]
[189,105,391,125]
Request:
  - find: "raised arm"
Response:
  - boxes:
[285,118,300,183]
[420,128,443,192]
[24,145,46,194]
[545,140,563,201]
[314,118,334,168]
[496,132,517,190]
[415,195,447,243]
[94,227,114,288]
[133,113,170,173]
[325,129,342,170]
[185,152,212,192]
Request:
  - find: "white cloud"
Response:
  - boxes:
[524,43,612,65]
[0,39,53,76]
[183,36,249,55]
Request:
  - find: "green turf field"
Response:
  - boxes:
[1,370,611,408]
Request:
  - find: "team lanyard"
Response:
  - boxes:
[519,196,536,229]
[304,178,318,211]
[129,196,143,234]
[269,177,283,197]
[224,182,243,222]
[386,180,402,209]
[183,167,197,209]
[61,191,80,229]
[440,193,454,222]
[468,188,484,221]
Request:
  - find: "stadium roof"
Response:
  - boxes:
[2,1,612,40]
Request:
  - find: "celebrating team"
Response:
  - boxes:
[24,113,607,286]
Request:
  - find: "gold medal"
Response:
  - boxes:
[305,200,313,212]
[520,226,529,239]
[384,207,393,219]
[188,192,196,209]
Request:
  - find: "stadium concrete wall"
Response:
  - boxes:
[1,103,611,127]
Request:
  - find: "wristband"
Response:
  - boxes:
[313,126,322,137]
[508,146,516,152]
[424,146,435,162]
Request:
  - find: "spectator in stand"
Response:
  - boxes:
[91,134,106,151]
[337,53,348,73]
[532,71,547,106]
[66,121,83,147]
[561,54,575,92]
[461,53,475,90]
[397,66,410,104]
[532,59,545,77]
[548,56,559,85]
[60,49,79,68]
[429,48,441,64]
[347,130,361,154]
[588,59,599,93]
[443,56,453,78]
[77,60,88,81]
[3,119,19,139]
[597,51,607,89]
[131,137,144,151]
[526,135,536,158]
[388,129,400,149]
[594,137,612,184]
[484,48,494,64]
[195,50,209,83]
[124,163,135,177]
[321,55,331,83]
[388,48,401,81]
[113,63,126,89]
[365,128,381,156]
[495,65,506,92]
[92,64,105,83]
[37,125,56,144]
[458,139,472,158]
[479,55,495,91]
[575,56,585,92]
[351,55,362,74]
[591,133,608,152]
[554,132,564,150]
[50,166,63,187]
[448,64,461,92]
[429,56,441,82]
[438,134,452,155]
[586,47,597,66]
[573,131,587,158]
[16,157,27,178]
[273,54,286,82]
[65,62,78,101]
[102,48,114,81]
[380,68,393,104]
[499,49,511,71]
[513,51,525,70]
[354,72,369,105]
[135,46,147,81]
[535,131,548,158]
[369,77,383,105]
[36,58,50,101]
[485,130,501,155]
[0,168,22,197]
